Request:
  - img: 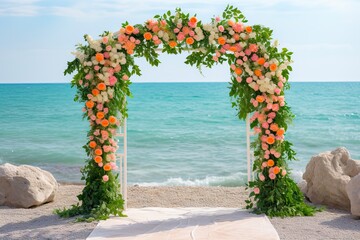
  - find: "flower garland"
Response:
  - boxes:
[57,5,316,221]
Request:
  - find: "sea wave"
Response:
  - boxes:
[132,172,248,187]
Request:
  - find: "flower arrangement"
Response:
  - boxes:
[56,5,316,221]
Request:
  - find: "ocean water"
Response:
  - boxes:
[0,82,359,186]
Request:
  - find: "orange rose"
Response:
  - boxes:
[245,26,252,33]
[109,116,117,124]
[270,63,277,72]
[234,68,243,75]
[96,112,105,119]
[256,95,265,103]
[92,89,100,96]
[186,37,194,45]
[257,58,265,65]
[95,148,103,156]
[266,136,275,145]
[169,41,177,48]
[270,123,279,132]
[86,100,94,109]
[103,164,111,171]
[95,53,104,62]
[254,69,262,77]
[101,119,109,127]
[89,141,97,149]
[94,156,102,163]
[144,32,152,40]
[97,83,106,91]
[276,128,285,136]
[228,20,235,26]
[218,37,226,45]
[229,46,237,52]
[125,25,134,34]
[267,159,274,167]
[189,17,197,24]
[273,166,280,175]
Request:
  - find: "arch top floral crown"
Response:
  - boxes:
[57,5,316,221]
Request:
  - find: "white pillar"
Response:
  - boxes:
[246,114,251,183]
[123,117,128,209]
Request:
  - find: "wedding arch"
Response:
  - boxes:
[57,6,316,221]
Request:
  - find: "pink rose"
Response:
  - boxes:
[215,16,221,22]
[264,62,270,68]
[106,45,112,52]
[274,152,281,158]
[249,44,258,52]
[268,112,276,119]
[274,88,281,95]
[102,175,109,182]
[177,32,185,41]
[281,169,287,176]
[236,76,241,83]
[262,122,269,129]
[244,49,251,56]
[262,162,268,168]
[272,104,279,112]
[133,28,139,34]
[251,54,259,62]
[218,25,224,32]
[259,174,265,181]
[252,100,259,107]
[122,75,129,81]
[102,37,108,44]
[246,77,253,83]
[212,56,218,62]
[109,76,117,86]
[269,173,276,180]
[90,115,96,121]
[254,187,260,194]
[104,108,109,114]
[94,66,100,71]
[98,162,103,167]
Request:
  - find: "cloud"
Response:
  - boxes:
[0,0,41,16]
[1,0,359,17]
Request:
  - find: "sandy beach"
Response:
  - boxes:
[0,184,359,240]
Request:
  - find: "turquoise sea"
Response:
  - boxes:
[0,82,359,186]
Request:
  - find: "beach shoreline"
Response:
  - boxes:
[0,184,359,240]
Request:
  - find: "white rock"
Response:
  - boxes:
[0,163,58,208]
[303,147,360,210]
[346,174,360,216]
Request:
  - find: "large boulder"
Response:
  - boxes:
[303,147,360,210]
[0,163,58,208]
[346,174,360,216]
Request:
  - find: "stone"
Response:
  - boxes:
[0,163,58,208]
[346,174,360,216]
[302,147,360,210]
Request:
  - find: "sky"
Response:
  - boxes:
[0,0,359,83]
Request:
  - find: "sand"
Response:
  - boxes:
[0,184,359,240]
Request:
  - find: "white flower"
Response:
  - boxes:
[97,94,103,103]
[240,33,247,39]
[163,33,169,42]
[107,88,114,96]
[158,30,164,38]
[249,32,256,38]
[273,39,279,47]
[203,24,212,32]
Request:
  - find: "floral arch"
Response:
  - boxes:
[57,6,316,221]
